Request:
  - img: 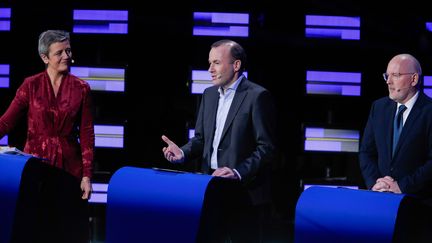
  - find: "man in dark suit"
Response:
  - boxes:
[359,54,432,203]
[162,39,277,242]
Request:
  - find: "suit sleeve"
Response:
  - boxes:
[359,102,381,189]
[397,108,432,194]
[79,84,95,179]
[235,90,277,181]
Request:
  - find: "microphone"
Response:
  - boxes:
[71,59,75,64]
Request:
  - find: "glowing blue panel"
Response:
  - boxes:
[306,15,360,27]
[305,15,360,40]
[0,136,7,146]
[191,70,247,94]
[295,187,404,242]
[71,66,125,92]
[0,8,11,31]
[305,28,360,40]
[193,12,249,37]
[73,10,128,34]
[0,64,10,88]
[423,76,432,98]
[89,183,108,204]
[304,127,360,152]
[95,125,124,148]
[188,129,195,140]
[426,22,432,32]
[306,70,361,96]
[303,184,359,190]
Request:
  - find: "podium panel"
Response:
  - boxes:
[295,186,432,243]
[0,154,31,243]
[106,167,253,242]
[106,167,213,243]
[0,154,89,243]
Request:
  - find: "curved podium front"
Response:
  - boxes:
[106,167,251,243]
[295,187,432,243]
[0,154,89,243]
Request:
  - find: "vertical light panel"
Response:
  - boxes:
[0,135,8,146]
[193,12,249,37]
[426,22,432,32]
[0,8,11,31]
[0,64,10,88]
[188,129,195,140]
[89,183,108,204]
[190,70,247,94]
[423,76,432,98]
[305,15,360,40]
[306,70,361,96]
[73,10,128,34]
[71,66,125,92]
[304,127,360,152]
[95,125,124,148]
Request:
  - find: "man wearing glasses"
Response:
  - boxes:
[359,54,432,205]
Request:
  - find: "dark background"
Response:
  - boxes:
[2,0,432,241]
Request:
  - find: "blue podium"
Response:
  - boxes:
[0,154,30,243]
[0,154,89,243]
[106,167,251,243]
[294,186,432,243]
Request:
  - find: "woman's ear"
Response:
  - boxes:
[40,54,49,64]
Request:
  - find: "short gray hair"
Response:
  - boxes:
[38,30,70,56]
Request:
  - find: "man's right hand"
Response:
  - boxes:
[162,135,184,163]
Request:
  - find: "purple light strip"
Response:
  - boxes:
[0,77,9,88]
[0,8,11,18]
[426,22,432,31]
[304,140,359,152]
[0,135,7,145]
[189,129,195,140]
[73,10,128,21]
[193,26,248,37]
[0,65,10,88]
[73,23,128,34]
[71,67,125,92]
[94,125,124,148]
[424,89,432,98]
[88,193,107,203]
[92,183,108,192]
[0,64,9,75]
[0,21,10,31]
[307,71,361,83]
[306,84,360,96]
[194,12,249,24]
[423,76,432,86]
[306,15,360,27]
[305,28,360,40]
[305,127,359,139]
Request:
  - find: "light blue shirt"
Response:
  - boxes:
[210,75,243,170]
[396,91,418,126]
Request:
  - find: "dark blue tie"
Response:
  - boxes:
[392,105,407,156]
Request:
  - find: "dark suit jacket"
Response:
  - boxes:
[359,92,432,200]
[182,77,277,205]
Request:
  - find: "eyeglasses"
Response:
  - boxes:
[383,72,415,82]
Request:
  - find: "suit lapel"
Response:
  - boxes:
[206,87,220,142]
[220,78,248,142]
[394,93,425,156]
